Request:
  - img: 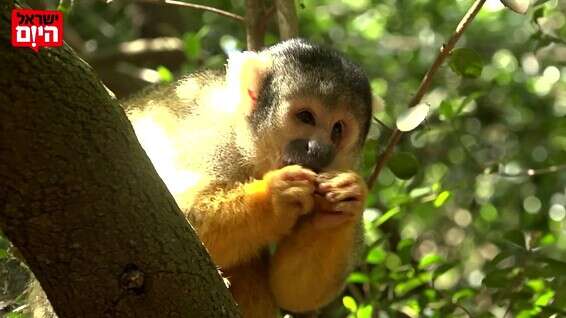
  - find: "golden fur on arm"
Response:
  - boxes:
[189,166,313,269]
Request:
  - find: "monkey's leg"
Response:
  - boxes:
[225,255,278,318]
[269,171,366,313]
[189,165,315,268]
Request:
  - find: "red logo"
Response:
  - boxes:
[11,9,63,52]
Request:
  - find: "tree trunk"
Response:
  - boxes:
[0,3,240,317]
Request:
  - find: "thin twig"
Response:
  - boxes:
[149,0,245,22]
[495,163,566,178]
[373,116,393,131]
[366,0,487,189]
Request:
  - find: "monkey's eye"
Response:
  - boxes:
[331,121,344,143]
[296,110,316,126]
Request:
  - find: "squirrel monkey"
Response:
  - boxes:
[30,39,373,318]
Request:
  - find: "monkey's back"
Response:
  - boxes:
[123,70,243,211]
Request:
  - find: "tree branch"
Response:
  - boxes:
[496,163,566,178]
[367,0,487,189]
[275,0,299,39]
[245,0,267,51]
[142,0,244,22]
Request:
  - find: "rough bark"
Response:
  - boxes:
[275,0,299,40]
[244,0,266,51]
[0,3,240,317]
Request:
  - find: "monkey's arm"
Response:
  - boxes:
[269,171,366,313]
[188,165,315,269]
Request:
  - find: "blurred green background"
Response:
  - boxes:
[2,0,566,317]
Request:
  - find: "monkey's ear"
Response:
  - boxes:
[226,51,272,115]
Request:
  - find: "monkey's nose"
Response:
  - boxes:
[306,140,335,171]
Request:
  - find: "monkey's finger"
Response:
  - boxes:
[316,172,338,183]
[280,165,317,182]
[325,184,364,202]
[280,183,315,196]
[318,173,360,192]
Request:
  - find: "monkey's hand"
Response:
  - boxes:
[264,165,316,231]
[313,171,367,230]
[268,171,366,312]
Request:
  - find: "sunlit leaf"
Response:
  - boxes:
[343,296,358,313]
[396,103,430,132]
[449,48,484,78]
[357,305,373,318]
[156,66,174,83]
[535,290,555,306]
[387,152,419,180]
[452,288,475,302]
[366,246,387,264]
[500,0,529,14]
[433,191,451,207]
[347,272,370,284]
[394,272,431,296]
[419,253,443,269]
[375,207,400,227]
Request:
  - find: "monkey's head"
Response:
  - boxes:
[226,39,373,176]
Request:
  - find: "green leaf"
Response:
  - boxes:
[387,152,419,180]
[535,290,554,306]
[532,7,545,22]
[452,288,475,302]
[533,0,551,6]
[553,287,566,308]
[433,191,451,208]
[375,207,400,227]
[433,263,456,278]
[418,253,443,269]
[343,296,358,313]
[156,66,174,83]
[357,305,373,318]
[484,269,509,288]
[396,103,430,132]
[439,100,455,119]
[347,272,370,284]
[503,230,525,249]
[183,32,202,60]
[480,203,498,222]
[394,272,431,296]
[500,0,529,14]
[449,48,484,78]
[366,246,387,264]
[538,233,556,246]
